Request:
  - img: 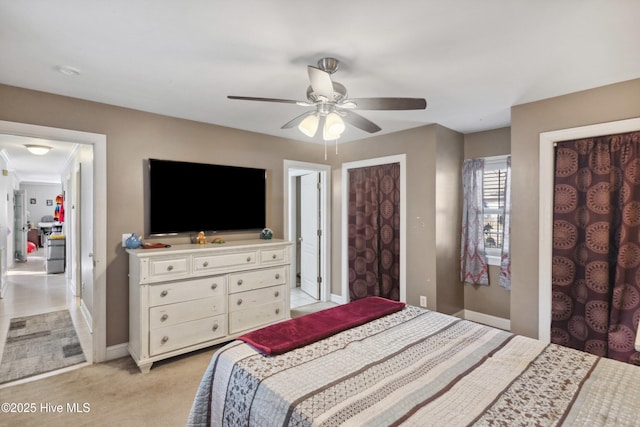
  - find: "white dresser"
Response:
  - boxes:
[127,239,292,372]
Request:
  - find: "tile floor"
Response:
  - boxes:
[290,286,319,309]
[0,248,92,387]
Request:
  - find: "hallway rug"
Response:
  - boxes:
[0,310,86,384]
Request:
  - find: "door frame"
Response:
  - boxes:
[284,160,331,302]
[538,117,640,342]
[13,189,27,262]
[0,120,107,363]
[341,154,407,304]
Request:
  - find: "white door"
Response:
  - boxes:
[80,152,95,327]
[300,172,320,299]
[13,190,27,262]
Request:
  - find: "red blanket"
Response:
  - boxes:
[238,297,406,355]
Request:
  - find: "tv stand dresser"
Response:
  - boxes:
[127,239,292,372]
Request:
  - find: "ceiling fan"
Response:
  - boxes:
[228,57,427,142]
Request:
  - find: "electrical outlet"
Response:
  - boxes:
[419,296,427,307]
[122,233,130,247]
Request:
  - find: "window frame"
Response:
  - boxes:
[482,155,509,266]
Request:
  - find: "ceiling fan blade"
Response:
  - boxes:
[342,110,382,133]
[281,111,315,129]
[228,95,300,104]
[348,97,427,110]
[308,66,334,100]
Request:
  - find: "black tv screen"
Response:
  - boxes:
[147,159,266,236]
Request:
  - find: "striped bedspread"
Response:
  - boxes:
[187,306,640,426]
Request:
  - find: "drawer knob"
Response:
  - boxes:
[246,256,251,262]
[161,314,168,322]
[237,279,243,286]
[160,290,168,297]
[161,336,169,344]
[203,261,209,267]
[167,265,174,271]
[237,298,243,306]
[274,291,279,297]
[211,283,217,290]
[275,308,280,315]
[275,273,280,279]
[212,323,219,331]
[272,254,277,259]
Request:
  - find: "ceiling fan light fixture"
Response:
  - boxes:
[298,113,319,137]
[25,144,52,155]
[323,112,345,140]
[228,57,426,154]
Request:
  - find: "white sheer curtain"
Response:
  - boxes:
[460,159,489,285]
[499,156,511,290]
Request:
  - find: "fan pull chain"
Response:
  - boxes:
[324,139,327,161]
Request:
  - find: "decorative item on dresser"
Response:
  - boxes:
[127,239,292,373]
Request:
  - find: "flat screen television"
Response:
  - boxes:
[146,158,266,236]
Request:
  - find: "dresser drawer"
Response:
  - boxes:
[193,251,258,273]
[260,248,287,264]
[148,256,189,279]
[149,295,226,329]
[228,266,286,293]
[149,276,227,307]
[228,301,286,334]
[149,314,227,356]
[228,284,285,313]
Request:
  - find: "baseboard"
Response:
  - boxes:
[105,343,129,361]
[331,293,347,305]
[79,300,93,333]
[68,279,77,297]
[462,309,511,331]
[451,310,465,319]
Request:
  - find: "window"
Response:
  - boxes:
[482,156,508,264]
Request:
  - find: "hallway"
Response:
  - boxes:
[0,248,92,387]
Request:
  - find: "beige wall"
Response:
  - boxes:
[0,84,327,346]
[4,76,637,348]
[0,83,460,346]
[434,125,465,314]
[510,78,640,338]
[463,127,511,319]
[329,124,465,313]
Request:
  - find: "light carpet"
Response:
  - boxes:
[0,347,220,426]
[0,303,333,425]
[0,310,86,384]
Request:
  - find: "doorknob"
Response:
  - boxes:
[298,237,303,242]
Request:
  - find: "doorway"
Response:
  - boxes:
[0,120,107,363]
[538,117,640,342]
[341,155,407,303]
[284,160,331,308]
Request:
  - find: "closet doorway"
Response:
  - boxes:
[341,155,407,303]
[538,117,640,342]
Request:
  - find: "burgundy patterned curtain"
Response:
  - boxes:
[551,130,640,365]
[348,163,400,301]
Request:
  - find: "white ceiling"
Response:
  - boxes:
[0,134,78,183]
[1,1,639,178]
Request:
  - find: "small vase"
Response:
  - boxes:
[125,233,142,249]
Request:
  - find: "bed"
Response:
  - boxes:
[187,297,640,426]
